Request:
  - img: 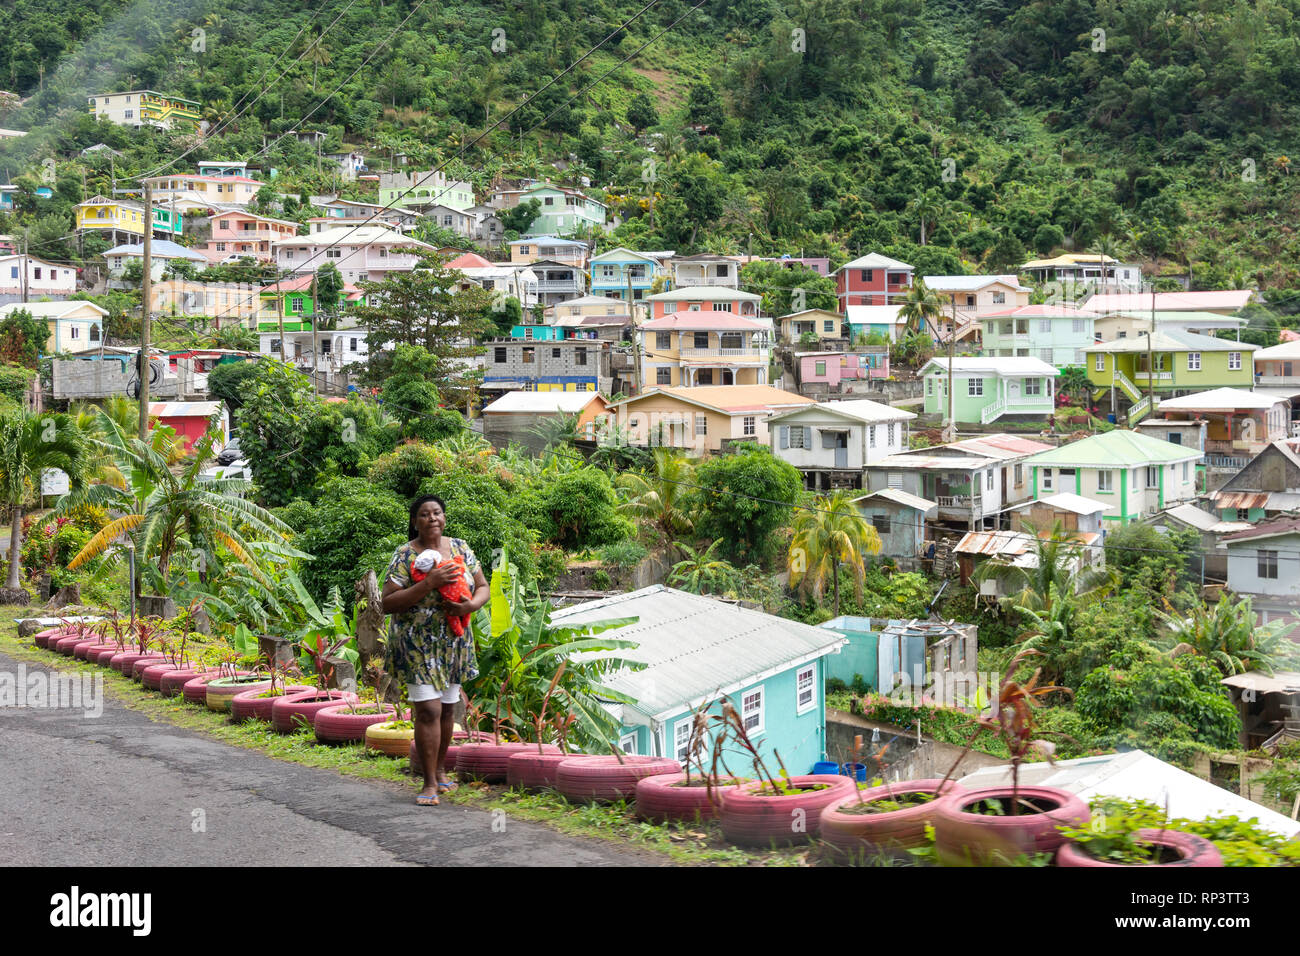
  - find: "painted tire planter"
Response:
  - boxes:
[92,646,124,666]
[270,689,358,734]
[931,786,1091,866]
[140,662,187,691]
[54,633,93,655]
[718,775,857,847]
[458,742,560,783]
[314,705,407,744]
[206,675,273,712]
[33,627,67,649]
[181,671,249,705]
[1057,829,1223,868]
[555,755,684,804]
[75,642,117,662]
[409,732,495,776]
[634,773,748,824]
[160,667,219,698]
[230,685,315,723]
[132,655,174,682]
[819,778,966,861]
[507,751,596,791]
[113,651,164,677]
[366,721,416,757]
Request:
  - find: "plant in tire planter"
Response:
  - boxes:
[181,666,249,705]
[231,684,317,723]
[160,665,221,697]
[270,688,359,734]
[410,730,496,776]
[367,718,416,757]
[205,673,274,712]
[111,616,167,676]
[1057,826,1223,867]
[634,700,746,823]
[315,703,407,744]
[458,742,561,783]
[819,778,967,862]
[930,647,1085,865]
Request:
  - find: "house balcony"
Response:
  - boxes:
[936,495,981,509]
[1254,374,1300,387]
[1132,371,1175,386]
[679,347,767,360]
[536,279,585,292]
[675,275,739,288]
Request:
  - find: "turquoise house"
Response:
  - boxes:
[589,247,672,304]
[549,586,847,774]
[509,324,563,341]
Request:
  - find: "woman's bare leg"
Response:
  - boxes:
[413,699,442,799]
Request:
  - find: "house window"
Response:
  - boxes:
[656,331,671,349]
[1237,508,1251,522]
[518,246,530,255]
[1014,463,1023,486]
[522,347,535,364]
[986,470,994,490]
[887,423,896,445]
[492,347,507,363]
[785,425,805,449]
[349,338,358,352]
[551,347,561,358]
[70,326,80,340]
[1182,461,1189,481]
[823,319,835,333]
[33,268,41,279]
[1095,353,1105,372]
[860,269,874,282]
[693,331,709,349]
[926,378,933,395]
[741,687,764,734]
[1042,468,1054,491]
[326,248,341,258]
[290,298,303,313]
[1229,352,1242,370]
[868,425,876,448]
[1039,319,1052,333]
[1146,466,1158,488]
[871,514,891,535]
[743,416,756,436]
[270,338,281,353]
[575,347,587,365]
[656,367,671,385]
[992,292,1006,304]
[1258,550,1279,579]
[672,720,693,762]
[621,732,639,756]
[815,360,827,376]
[968,378,983,397]
[1097,470,1114,492]
[1072,318,1085,333]
[1188,352,1201,371]
[663,302,677,314]
[695,414,707,436]
[795,665,816,714]
[1024,378,1042,396]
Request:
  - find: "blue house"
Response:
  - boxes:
[588,247,673,304]
[509,324,563,341]
[550,585,847,774]
[0,185,16,210]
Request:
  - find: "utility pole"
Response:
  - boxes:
[1146,280,1156,418]
[310,272,319,387]
[20,234,28,303]
[944,298,957,443]
[627,269,643,393]
[139,181,153,440]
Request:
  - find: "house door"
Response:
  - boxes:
[1001,467,1008,506]
[834,433,848,468]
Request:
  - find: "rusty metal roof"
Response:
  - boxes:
[953,530,1035,556]
[1212,491,1270,510]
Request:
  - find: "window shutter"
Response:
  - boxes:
[780,426,789,449]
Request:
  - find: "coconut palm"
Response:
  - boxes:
[669,538,739,596]
[909,189,944,247]
[898,278,944,340]
[788,490,881,617]
[0,410,88,592]
[974,520,1117,617]
[1159,594,1298,676]
[58,409,290,589]
[616,447,697,547]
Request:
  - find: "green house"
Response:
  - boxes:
[548,586,847,774]
[921,357,1059,424]
[1082,329,1258,423]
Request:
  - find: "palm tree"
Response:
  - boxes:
[788,490,881,617]
[1159,594,1298,676]
[1056,365,1092,408]
[975,520,1117,617]
[616,448,696,548]
[528,412,580,452]
[909,190,944,247]
[669,539,739,595]
[303,29,333,92]
[1,410,88,592]
[898,278,944,340]
[58,410,290,590]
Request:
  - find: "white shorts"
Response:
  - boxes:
[408,683,460,704]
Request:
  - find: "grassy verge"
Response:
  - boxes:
[0,606,809,866]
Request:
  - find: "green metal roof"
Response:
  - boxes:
[1023,430,1201,468]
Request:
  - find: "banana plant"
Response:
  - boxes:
[285,570,360,690]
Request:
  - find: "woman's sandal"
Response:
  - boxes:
[415,792,440,806]
[436,781,456,794]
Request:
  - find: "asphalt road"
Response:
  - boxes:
[0,650,661,867]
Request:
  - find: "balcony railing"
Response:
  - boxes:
[936,495,980,508]
[1133,371,1174,383]
[675,275,739,287]
[680,347,766,358]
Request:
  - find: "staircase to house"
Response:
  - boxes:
[931,537,955,579]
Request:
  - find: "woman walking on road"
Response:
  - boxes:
[381,495,489,805]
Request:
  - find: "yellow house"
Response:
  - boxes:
[608,385,813,455]
[76,195,184,243]
[639,311,772,388]
[0,300,107,353]
[921,275,1031,344]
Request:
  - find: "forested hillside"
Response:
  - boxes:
[2,0,1300,307]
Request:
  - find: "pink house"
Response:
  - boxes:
[798,349,890,388]
[204,211,301,265]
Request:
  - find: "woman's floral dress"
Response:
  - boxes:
[384,538,481,690]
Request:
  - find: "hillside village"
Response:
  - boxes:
[2,4,1300,872]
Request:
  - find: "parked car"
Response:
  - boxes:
[216,438,242,466]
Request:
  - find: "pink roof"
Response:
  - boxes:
[257,275,364,296]
[1281,329,1300,342]
[981,305,1102,318]
[641,313,767,331]
[1086,290,1253,312]
[446,252,493,269]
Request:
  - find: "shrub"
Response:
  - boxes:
[598,539,648,569]
[514,468,633,552]
[289,480,408,607]
[591,569,612,590]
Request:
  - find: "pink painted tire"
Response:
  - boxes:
[54,633,92,655]
[634,773,748,825]
[819,778,966,861]
[507,751,595,790]
[932,785,1091,866]
[314,704,406,744]
[76,642,117,662]
[458,742,559,783]
[132,654,172,681]
[409,732,495,776]
[33,627,68,649]
[555,755,684,804]
[230,685,315,723]
[161,667,219,698]
[181,671,249,705]
[140,662,186,691]
[113,650,163,677]
[92,646,124,666]
[270,689,358,734]
[718,775,858,847]
[1057,829,1223,867]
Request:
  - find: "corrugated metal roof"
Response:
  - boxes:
[483,392,605,414]
[550,585,846,719]
[1016,492,1111,515]
[148,401,221,417]
[1213,491,1270,510]
[1084,290,1254,313]
[1156,388,1287,412]
[1222,516,1300,543]
[852,489,938,515]
[946,434,1054,459]
[953,530,1035,557]
[868,453,991,470]
[1023,429,1200,467]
